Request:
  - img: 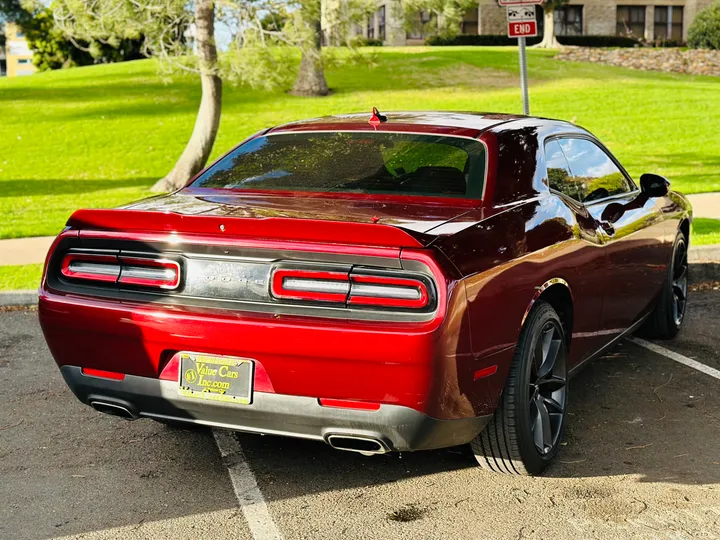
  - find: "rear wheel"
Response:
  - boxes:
[639,231,688,340]
[471,301,568,475]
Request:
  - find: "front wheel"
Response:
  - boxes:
[471,301,568,475]
[639,231,688,340]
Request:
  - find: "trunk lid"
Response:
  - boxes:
[67,192,478,248]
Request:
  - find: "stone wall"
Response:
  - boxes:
[556,47,720,77]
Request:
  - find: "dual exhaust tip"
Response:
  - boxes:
[90,400,137,420]
[326,434,389,455]
[89,401,390,455]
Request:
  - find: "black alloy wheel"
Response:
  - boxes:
[528,320,567,456]
[671,237,688,327]
[472,301,569,475]
[639,231,689,340]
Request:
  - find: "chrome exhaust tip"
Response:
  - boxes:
[89,401,137,420]
[326,435,389,455]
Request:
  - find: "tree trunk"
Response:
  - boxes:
[536,6,561,49]
[291,15,329,96]
[152,0,222,192]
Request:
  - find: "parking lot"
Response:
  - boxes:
[1,290,719,540]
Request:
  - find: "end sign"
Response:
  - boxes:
[507,5,538,38]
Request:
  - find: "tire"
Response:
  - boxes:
[639,231,688,340]
[471,301,568,476]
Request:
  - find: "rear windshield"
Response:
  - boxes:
[191,132,486,198]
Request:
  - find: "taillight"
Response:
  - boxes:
[60,252,180,290]
[271,269,349,303]
[61,253,121,283]
[270,267,432,310]
[348,274,429,309]
[118,257,180,289]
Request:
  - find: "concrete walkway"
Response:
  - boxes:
[687,193,720,221]
[0,193,718,267]
[0,236,55,266]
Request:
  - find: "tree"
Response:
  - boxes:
[536,0,568,49]
[291,0,328,96]
[402,0,477,38]
[688,1,720,50]
[23,8,145,71]
[54,0,369,192]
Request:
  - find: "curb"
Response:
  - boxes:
[0,290,38,307]
[689,245,720,263]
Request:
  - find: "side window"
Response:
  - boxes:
[545,139,578,201]
[557,138,633,203]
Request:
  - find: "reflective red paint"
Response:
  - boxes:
[38,112,692,442]
[81,368,126,381]
[318,398,381,411]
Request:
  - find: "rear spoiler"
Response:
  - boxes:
[66,209,429,248]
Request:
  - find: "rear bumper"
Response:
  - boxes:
[61,366,490,452]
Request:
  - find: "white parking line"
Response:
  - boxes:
[213,429,284,540]
[629,337,720,381]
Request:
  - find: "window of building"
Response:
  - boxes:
[17,58,31,65]
[461,7,479,35]
[555,138,633,203]
[367,13,375,39]
[554,6,583,36]
[16,31,24,38]
[654,6,683,41]
[378,6,386,41]
[616,6,646,37]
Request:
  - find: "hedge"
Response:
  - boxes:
[688,1,720,49]
[426,34,642,48]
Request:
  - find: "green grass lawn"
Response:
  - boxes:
[1,46,719,241]
[0,264,43,292]
[694,218,720,246]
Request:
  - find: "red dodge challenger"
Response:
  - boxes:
[39,111,692,475]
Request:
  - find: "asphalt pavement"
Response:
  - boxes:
[2,291,720,539]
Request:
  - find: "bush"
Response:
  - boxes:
[426,34,641,48]
[688,1,720,49]
[558,35,641,47]
[426,34,540,46]
[351,37,383,47]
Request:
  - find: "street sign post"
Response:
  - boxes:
[501,1,541,115]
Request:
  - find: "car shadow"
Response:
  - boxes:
[234,339,720,503]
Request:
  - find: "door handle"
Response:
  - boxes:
[599,221,615,236]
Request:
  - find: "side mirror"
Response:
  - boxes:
[640,173,670,198]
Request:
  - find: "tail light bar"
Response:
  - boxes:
[347,274,429,309]
[271,269,349,303]
[117,256,180,289]
[270,268,432,310]
[61,253,121,283]
[60,252,180,290]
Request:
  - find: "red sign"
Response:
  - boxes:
[508,20,538,38]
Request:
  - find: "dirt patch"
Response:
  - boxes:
[403,62,525,89]
[387,505,427,522]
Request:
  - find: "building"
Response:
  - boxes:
[338,0,713,46]
[3,23,35,77]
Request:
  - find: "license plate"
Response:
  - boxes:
[178,353,253,404]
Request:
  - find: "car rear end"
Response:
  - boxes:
[38,122,493,454]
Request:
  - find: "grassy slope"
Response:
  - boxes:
[0,264,43,292]
[1,46,719,242]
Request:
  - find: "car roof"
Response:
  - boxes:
[266,111,573,138]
